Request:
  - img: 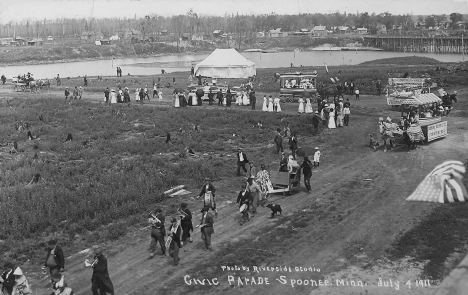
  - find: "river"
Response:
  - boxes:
[1,51,465,79]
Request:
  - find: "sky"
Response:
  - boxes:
[0,0,466,23]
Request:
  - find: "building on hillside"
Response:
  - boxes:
[416,21,426,30]
[377,24,387,34]
[47,36,53,41]
[313,26,327,37]
[338,26,350,34]
[0,38,13,45]
[122,29,142,40]
[213,30,223,37]
[14,37,27,46]
[356,28,368,35]
[109,35,119,41]
[256,31,265,38]
[160,30,169,36]
[456,21,467,30]
[192,33,204,41]
[27,38,43,46]
[268,28,283,38]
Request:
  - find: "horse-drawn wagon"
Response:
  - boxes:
[277,72,318,103]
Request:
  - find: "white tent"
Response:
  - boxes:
[194,48,256,78]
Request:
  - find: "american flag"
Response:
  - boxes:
[406,161,467,203]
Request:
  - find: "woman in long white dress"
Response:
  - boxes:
[158,90,163,102]
[110,89,117,104]
[298,98,305,113]
[135,89,139,102]
[262,96,268,111]
[268,96,274,112]
[174,93,180,108]
[236,92,242,105]
[328,108,336,129]
[242,91,249,106]
[192,91,198,106]
[274,96,282,112]
[305,98,313,113]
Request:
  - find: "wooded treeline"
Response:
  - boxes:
[0,11,463,38]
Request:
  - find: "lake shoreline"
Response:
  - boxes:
[2,45,462,68]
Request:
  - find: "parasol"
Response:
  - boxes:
[173,87,185,94]
[301,90,312,99]
[295,146,316,158]
[406,160,467,203]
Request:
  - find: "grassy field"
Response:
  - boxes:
[0,95,317,267]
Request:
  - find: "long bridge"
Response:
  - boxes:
[364,36,466,54]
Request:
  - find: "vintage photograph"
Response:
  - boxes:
[0,0,467,294]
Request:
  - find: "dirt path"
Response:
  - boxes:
[8,85,468,295]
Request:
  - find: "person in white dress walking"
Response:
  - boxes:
[328,108,336,129]
[174,93,180,108]
[242,91,249,106]
[110,89,117,104]
[135,88,140,102]
[313,147,321,166]
[298,97,305,113]
[158,90,163,102]
[268,95,274,112]
[262,95,268,111]
[305,98,313,113]
[274,96,282,113]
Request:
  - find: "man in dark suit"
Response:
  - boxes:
[249,90,256,110]
[274,129,284,154]
[216,89,223,106]
[236,148,249,177]
[312,111,322,129]
[179,202,193,246]
[90,248,114,295]
[149,208,166,258]
[198,206,214,251]
[1,262,15,295]
[168,217,182,266]
[43,239,65,283]
[300,157,312,193]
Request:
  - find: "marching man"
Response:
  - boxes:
[179,203,193,246]
[167,217,182,266]
[197,206,215,252]
[148,208,166,258]
[87,248,114,295]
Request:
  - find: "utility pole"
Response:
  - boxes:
[463,34,465,62]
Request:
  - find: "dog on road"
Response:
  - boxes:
[266,204,282,218]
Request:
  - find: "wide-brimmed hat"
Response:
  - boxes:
[314,147,319,150]
[315,111,318,114]
[339,98,343,101]
[94,248,102,256]
[13,267,23,276]
[204,177,211,181]
[386,117,392,122]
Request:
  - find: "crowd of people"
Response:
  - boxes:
[0,238,113,295]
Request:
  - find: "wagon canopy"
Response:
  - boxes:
[194,48,256,79]
[400,93,442,106]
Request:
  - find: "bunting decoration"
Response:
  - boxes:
[406,161,467,204]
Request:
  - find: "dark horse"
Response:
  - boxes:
[403,131,425,152]
[317,83,344,100]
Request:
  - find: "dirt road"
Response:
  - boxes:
[9,85,468,295]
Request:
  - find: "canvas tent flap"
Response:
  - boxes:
[195,48,256,78]
[400,93,442,105]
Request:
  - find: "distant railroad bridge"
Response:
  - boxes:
[364,36,467,54]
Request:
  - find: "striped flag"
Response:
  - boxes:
[406,161,467,203]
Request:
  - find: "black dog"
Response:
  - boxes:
[266,204,282,218]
